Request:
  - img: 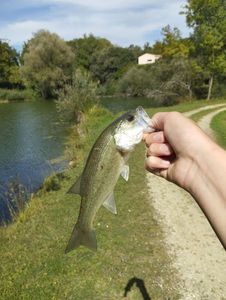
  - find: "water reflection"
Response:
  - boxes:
[0,101,67,224]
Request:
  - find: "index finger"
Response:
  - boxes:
[151,112,170,131]
[143,131,166,146]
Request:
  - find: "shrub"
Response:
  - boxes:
[56,69,99,123]
[0,88,34,101]
[42,173,65,192]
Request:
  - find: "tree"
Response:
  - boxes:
[0,40,21,88]
[161,25,192,58]
[21,30,75,99]
[119,57,195,103]
[151,41,165,55]
[183,0,226,99]
[127,44,143,59]
[90,46,137,84]
[118,66,152,97]
[67,34,112,71]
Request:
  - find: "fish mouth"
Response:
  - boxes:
[135,106,154,133]
[114,106,155,152]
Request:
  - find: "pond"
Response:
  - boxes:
[0,101,67,224]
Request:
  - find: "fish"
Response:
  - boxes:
[65,106,154,253]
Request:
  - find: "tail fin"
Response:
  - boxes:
[65,224,97,253]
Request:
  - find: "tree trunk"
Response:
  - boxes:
[207,76,213,100]
[188,84,192,101]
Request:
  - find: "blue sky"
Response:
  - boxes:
[0,0,190,51]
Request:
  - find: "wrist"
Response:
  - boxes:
[187,140,226,249]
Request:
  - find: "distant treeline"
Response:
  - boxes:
[0,0,225,103]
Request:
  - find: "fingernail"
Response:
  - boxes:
[160,144,170,154]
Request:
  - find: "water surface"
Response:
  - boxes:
[0,101,67,223]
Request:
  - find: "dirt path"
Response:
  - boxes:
[146,105,226,300]
[183,103,226,118]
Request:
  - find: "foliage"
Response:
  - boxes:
[0,41,22,88]
[67,34,112,71]
[119,57,195,104]
[127,44,143,58]
[161,25,192,58]
[56,69,98,123]
[183,0,226,99]
[118,66,152,97]
[2,177,30,224]
[21,30,75,99]
[1,0,226,102]
[42,173,66,192]
[0,88,34,101]
[90,46,137,84]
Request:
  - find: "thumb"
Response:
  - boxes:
[151,112,169,131]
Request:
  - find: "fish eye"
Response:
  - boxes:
[127,114,134,122]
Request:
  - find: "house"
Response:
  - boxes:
[138,53,161,65]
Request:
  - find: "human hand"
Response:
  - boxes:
[143,111,213,192]
[143,111,226,249]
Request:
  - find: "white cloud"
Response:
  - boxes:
[0,0,190,49]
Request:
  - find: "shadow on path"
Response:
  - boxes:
[124,277,151,300]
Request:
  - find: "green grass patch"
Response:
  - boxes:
[189,107,226,122]
[211,110,226,149]
[1,99,225,300]
[148,99,225,115]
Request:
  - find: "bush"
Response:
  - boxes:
[118,58,195,105]
[42,173,65,192]
[56,69,99,123]
[118,66,152,97]
[0,88,34,101]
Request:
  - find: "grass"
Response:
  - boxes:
[0,99,225,300]
[211,110,226,149]
[189,107,226,122]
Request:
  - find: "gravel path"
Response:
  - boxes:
[147,105,226,300]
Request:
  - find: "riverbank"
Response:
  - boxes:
[0,99,225,299]
[0,88,34,102]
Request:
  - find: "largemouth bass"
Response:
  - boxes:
[65,107,153,253]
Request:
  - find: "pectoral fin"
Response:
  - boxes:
[103,193,117,215]
[67,175,81,195]
[120,165,129,181]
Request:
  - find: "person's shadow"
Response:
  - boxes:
[124,277,151,300]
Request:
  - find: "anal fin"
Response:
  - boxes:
[120,165,129,181]
[103,193,117,215]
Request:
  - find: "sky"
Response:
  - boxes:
[0,0,190,51]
